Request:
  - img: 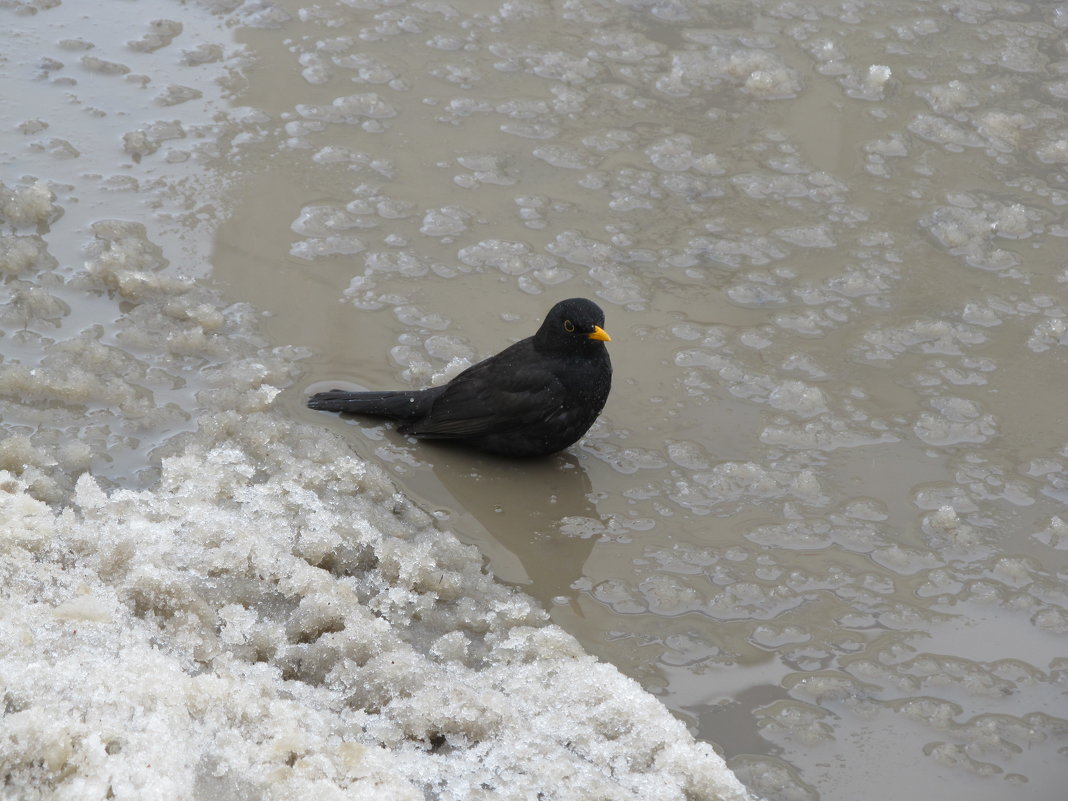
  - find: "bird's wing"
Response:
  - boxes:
[401,347,566,438]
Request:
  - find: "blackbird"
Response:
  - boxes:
[307,297,612,457]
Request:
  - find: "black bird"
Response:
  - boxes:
[307,298,612,457]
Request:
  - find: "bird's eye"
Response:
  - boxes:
[563,319,575,332]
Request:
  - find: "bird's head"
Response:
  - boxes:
[536,297,611,352]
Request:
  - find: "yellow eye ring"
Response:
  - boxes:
[563,319,575,332]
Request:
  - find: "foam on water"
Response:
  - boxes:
[0,3,750,800]
[8,0,1068,799]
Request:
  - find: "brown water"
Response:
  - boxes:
[204,1,1068,799]
[5,4,757,797]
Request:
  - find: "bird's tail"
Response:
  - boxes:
[307,389,429,420]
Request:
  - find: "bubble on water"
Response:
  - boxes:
[290,235,366,260]
[458,239,557,276]
[0,181,59,227]
[296,92,399,124]
[767,381,828,419]
[913,396,998,446]
[419,205,471,237]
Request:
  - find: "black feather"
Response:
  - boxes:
[307,298,612,457]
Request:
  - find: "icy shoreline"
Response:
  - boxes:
[2,412,750,800]
[0,3,750,798]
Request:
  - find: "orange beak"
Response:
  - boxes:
[588,325,611,342]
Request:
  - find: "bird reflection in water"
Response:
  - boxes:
[424,447,601,610]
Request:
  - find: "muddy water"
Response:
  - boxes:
[4,3,757,797]
[212,1,1068,799]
